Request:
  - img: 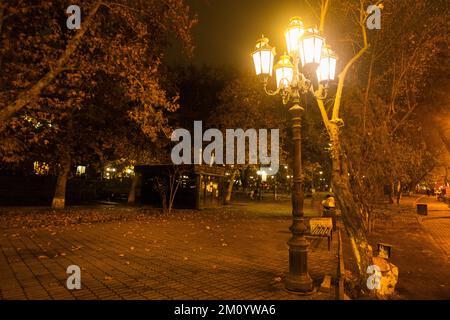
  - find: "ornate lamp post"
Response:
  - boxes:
[251,17,337,293]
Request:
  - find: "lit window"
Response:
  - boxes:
[76,166,86,176]
[34,162,49,175]
[123,166,135,177]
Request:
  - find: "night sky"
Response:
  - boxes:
[172,0,315,72]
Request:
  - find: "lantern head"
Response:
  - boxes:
[285,17,305,55]
[299,27,324,67]
[252,36,276,78]
[274,54,294,89]
[317,45,338,83]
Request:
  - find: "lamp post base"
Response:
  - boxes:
[285,231,314,293]
[286,273,314,293]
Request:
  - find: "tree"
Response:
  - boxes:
[0,0,197,208]
[315,0,447,288]
[6,72,163,208]
[340,0,446,206]
[311,0,375,283]
[0,0,196,133]
[152,166,187,214]
[208,74,290,203]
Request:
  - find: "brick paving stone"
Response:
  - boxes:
[424,219,450,257]
[415,197,450,260]
[0,206,339,300]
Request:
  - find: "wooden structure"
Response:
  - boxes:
[134,164,226,210]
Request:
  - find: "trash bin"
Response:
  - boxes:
[417,204,428,216]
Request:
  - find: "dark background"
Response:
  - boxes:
[169,0,317,71]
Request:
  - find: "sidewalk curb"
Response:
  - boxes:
[337,228,346,300]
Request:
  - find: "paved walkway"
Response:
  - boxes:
[0,203,338,300]
[354,196,450,299]
[414,196,450,260]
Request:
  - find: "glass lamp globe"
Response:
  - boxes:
[299,27,324,67]
[274,54,294,89]
[252,36,276,78]
[285,17,305,55]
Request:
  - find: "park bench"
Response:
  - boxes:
[309,217,333,251]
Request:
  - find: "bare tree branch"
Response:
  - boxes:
[363,48,376,134]
[318,0,329,32]
[304,0,321,22]
[331,0,370,120]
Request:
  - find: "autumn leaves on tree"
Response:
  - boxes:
[0,0,197,207]
[314,0,447,285]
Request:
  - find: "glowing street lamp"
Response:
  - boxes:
[252,36,276,78]
[251,17,339,294]
[317,45,338,83]
[299,28,324,67]
[285,17,305,55]
[275,54,294,89]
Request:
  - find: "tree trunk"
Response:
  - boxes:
[329,126,373,286]
[224,170,237,205]
[127,172,141,205]
[446,167,449,187]
[52,156,71,209]
[388,181,395,204]
[166,168,182,214]
[396,181,402,205]
[161,195,168,214]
